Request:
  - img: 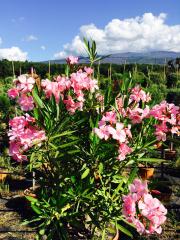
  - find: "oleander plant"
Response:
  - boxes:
[7,39,179,240]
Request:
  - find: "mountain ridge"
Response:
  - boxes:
[45,51,180,65]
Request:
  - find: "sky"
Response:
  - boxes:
[0,0,180,61]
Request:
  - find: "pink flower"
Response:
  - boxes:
[124,125,132,138]
[25,113,35,123]
[130,86,151,103]
[70,70,98,94]
[94,113,133,160]
[76,91,85,102]
[7,88,19,99]
[117,143,132,160]
[84,67,93,75]
[138,193,167,229]
[122,179,167,236]
[129,179,148,199]
[9,141,27,162]
[41,79,62,103]
[56,76,71,91]
[63,96,83,114]
[9,116,27,130]
[108,123,126,143]
[154,122,168,141]
[8,115,46,162]
[128,107,143,124]
[66,56,78,65]
[93,125,111,140]
[89,79,99,93]
[116,97,126,116]
[18,94,34,111]
[122,194,136,220]
[128,106,149,124]
[102,111,117,124]
[96,94,104,104]
[133,219,145,235]
[171,126,179,135]
[150,101,179,123]
[16,75,35,93]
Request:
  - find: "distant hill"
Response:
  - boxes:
[47,51,180,65]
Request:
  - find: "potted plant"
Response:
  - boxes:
[164,148,176,160]
[138,164,155,180]
[6,39,179,239]
[164,134,177,160]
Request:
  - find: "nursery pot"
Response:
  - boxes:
[0,168,9,182]
[138,167,154,180]
[164,149,176,160]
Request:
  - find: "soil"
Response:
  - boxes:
[0,176,36,240]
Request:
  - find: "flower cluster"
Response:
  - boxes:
[122,179,167,235]
[94,111,132,160]
[150,101,180,141]
[41,67,98,114]
[8,74,35,111]
[129,85,151,103]
[127,105,150,124]
[115,86,151,124]
[8,114,46,161]
[66,55,79,65]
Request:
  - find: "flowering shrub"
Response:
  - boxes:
[7,39,179,239]
[122,179,167,235]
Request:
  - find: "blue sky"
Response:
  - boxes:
[0,0,180,61]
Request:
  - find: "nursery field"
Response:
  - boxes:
[0,40,180,240]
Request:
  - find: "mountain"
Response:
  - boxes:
[48,51,180,65]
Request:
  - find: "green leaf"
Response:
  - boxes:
[71,176,76,184]
[49,130,76,141]
[67,149,80,155]
[98,162,104,174]
[39,229,45,235]
[137,158,166,163]
[33,108,39,120]
[65,65,70,77]
[56,103,60,120]
[31,204,42,215]
[32,88,44,108]
[26,196,38,203]
[119,217,136,229]
[81,168,90,179]
[59,140,79,149]
[127,167,138,186]
[116,223,133,238]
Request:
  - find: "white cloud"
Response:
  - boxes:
[41,45,46,50]
[0,47,28,61]
[54,13,180,59]
[23,35,38,42]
